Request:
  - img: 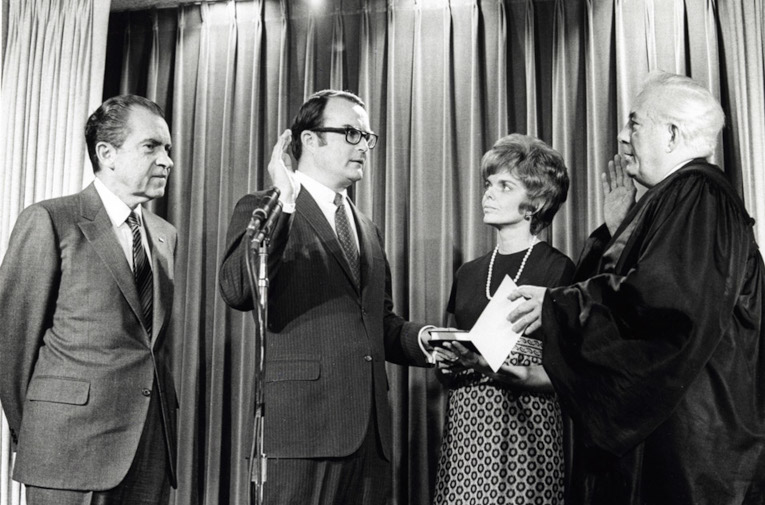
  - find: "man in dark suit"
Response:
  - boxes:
[219,90,433,504]
[0,95,178,505]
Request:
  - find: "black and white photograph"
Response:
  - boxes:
[1,1,764,504]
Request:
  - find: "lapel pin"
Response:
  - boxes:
[158,236,165,243]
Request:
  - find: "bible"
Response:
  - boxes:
[428,329,478,353]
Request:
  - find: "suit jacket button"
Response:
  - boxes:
[142,388,152,397]
[364,355,373,362]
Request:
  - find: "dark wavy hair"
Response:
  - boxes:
[84,95,166,172]
[290,89,366,161]
[480,133,570,235]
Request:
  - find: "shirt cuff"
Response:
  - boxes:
[280,184,299,214]
[417,325,437,364]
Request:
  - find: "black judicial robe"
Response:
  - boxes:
[541,160,765,504]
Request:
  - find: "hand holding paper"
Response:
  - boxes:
[427,278,548,374]
[508,285,547,335]
[467,275,526,372]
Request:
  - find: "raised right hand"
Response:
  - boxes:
[602,154,636,235]
[268,129,300,205]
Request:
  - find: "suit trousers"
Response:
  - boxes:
[26,380,170,505]
[263,405,391,505]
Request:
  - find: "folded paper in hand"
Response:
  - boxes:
[468,275,525,372]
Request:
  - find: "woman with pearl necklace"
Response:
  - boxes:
[432,133,575,505]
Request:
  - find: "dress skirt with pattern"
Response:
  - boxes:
[433,337,564,505]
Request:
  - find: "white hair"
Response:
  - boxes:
[636,71,725,157]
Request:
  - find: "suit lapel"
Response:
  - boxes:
[349,200,374,296]
[296,188,360,294]
[143,211,173,346]
[77,184,148,338]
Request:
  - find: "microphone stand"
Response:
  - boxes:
[245,220,273,505]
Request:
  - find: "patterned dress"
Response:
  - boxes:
[434,242,575,505]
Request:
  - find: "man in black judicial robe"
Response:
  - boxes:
[510,71,765,504]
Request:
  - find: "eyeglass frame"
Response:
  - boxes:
[311,126,379,149]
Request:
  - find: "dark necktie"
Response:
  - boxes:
[333,193,360,287]
[127,212,153,336]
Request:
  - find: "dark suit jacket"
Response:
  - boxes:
[0,183,178,490]
[219,188,429,460]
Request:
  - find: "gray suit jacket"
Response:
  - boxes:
[0,183,178,490]
[219,188,429,460]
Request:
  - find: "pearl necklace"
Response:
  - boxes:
[485,236,538,300]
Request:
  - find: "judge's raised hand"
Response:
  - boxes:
[508,285,547,335]
[268,129,300,205]
[602,154,637,235]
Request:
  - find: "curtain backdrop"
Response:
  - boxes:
[0,1,110,504]
[2,1,764,505]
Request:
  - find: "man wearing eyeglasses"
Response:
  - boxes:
[219,90,434,504]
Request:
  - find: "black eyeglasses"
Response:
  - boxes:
[312,126,378,149]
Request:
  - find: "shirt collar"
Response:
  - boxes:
[93,177,144,227]
[295,171,349,205]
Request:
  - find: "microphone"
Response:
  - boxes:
[247,187,281,238]
[254,200,283,245]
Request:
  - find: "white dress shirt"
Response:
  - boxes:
[93,177,152,270]
[293,171,360,251]
[288,172,435,362]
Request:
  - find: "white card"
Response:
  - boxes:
[468,275,524,372]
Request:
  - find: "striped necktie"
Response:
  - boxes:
[127,212,153,336]
[333,193,360,287]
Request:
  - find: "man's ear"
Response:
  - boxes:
[667,123,680,152]
[300,130,317,155]
[95,141,116,170]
